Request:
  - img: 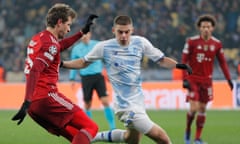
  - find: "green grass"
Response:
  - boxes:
[1,110,239,144]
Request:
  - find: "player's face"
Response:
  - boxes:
[58,17,73,39]
[199,21,214,40]
[112,24,133,46]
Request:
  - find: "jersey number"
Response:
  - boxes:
[24,47,34,74]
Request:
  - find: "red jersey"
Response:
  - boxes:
[24,30,82,101]
[181,35,231,81]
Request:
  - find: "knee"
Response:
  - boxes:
[93,122,99,135]
[146,125,171,144]
[88,121,98,138]
[125,137,140,144]
[100,97,110,107]
[84,101,92,109]
[124,131,140,144]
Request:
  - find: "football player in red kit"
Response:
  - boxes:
[181,14,233,144]
[11,3,98,144]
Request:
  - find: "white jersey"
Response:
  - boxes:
[84,35,164,112]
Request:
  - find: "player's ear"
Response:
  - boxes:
[57,19,63,25]
[112,27,115,34]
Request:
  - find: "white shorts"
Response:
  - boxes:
[116,110,154,134]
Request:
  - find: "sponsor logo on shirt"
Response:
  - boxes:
[196,53,205,63]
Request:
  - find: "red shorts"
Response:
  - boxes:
[28,91,98,140]
[186,79,213,103]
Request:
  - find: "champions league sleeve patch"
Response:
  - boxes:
[48,45,57,55]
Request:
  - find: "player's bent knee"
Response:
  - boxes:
[146,124,171,144]
[87,120,99,138]
[125,136,140,144]
[124,129,141,144]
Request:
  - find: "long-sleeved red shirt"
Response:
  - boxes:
[181,35,231,82]
[24,30,83,101]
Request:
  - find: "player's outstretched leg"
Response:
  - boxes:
[91,129,126,143]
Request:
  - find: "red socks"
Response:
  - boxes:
[186,112,195,132]
[195,113,206,139]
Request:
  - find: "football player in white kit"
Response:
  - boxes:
[62,15,192,144]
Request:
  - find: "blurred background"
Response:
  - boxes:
[0,2,239,142]
[0,0,239,82]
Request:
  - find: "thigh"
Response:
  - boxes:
[82,77,94,102]
[28,93,79,136]
[116,110,154,134]
[95,74,108,98]
[199,81,213,103]
[186,81,200,102]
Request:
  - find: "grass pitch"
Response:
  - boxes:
[1,110,239,144]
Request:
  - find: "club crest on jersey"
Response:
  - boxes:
[49,45,57,55]
[203,45,208,51]
[210,45,215,51]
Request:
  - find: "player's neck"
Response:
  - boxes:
[46,27,59,40]
[201,35,211,41]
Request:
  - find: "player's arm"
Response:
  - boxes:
[59,14,98,51]
[24,59,46,101]
[158,57,177,68]
[12,59,47,125]
[181,39,191,79]
[62,44,102,69]
[180,40,192,90]
[157,57,192,74]
[61,58,91,69]
[62,41,103,69]
[216,49,233,90]
[141,37,192,74]
[181,53,191,90]
[59,32,83,51]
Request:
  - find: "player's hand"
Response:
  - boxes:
[60,61,64,68]
[183,79,191,90]
[227,80,233,90]
[81,14,98,34]
[176,63,192,75]
[11,100,31,125]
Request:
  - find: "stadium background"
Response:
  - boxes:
[0,1,240,143]
[0,0,239,110]
[0,0,239,82]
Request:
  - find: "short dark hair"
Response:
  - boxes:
[113,15,133,26]
[45,3,77,28]
[196,14,216,27]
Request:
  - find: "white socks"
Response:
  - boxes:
[92,129,126,143]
